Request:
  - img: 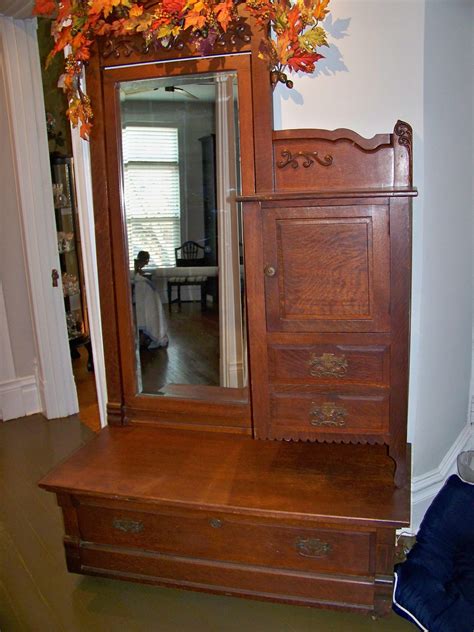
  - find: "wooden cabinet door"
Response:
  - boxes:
[262,205,390,333]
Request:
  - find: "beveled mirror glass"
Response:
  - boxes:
[119,71,247,396]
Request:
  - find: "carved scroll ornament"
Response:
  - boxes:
[394,120,413,157]
[277,150,333,169]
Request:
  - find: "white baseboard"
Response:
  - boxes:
[410,423,474,533]
[0,375,41,421]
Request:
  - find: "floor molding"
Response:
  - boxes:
[410,423,474,532]
[0,375,41,421]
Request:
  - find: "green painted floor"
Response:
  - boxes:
[0,415,414,631]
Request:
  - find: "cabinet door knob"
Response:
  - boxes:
[264,265,276,277]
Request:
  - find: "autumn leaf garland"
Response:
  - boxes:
[35,0,331,139]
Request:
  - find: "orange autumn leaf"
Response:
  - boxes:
[314,0,330,20]
[79,121,92,140]
[214,0,234,31]
[89,0,125,18]
[129,3,143,16]
[46,24,73,65]
[184,11,207,30]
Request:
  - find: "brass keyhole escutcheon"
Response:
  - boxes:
[112,518,144,533]
[295,537,331,558]
[264,265,276,277]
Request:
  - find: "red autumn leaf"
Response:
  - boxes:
[33,0,56,16]
[79,121,92,140]
[94,20,113,36]
[287,49,323,73]
[162,0,186,13]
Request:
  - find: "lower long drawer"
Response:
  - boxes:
[76,543,378,611]
[76,502,374,576]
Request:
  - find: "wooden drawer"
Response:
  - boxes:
[268,342,389,386]
[269,391,389,440]
[79,545,377,610]
[76,503,373,576]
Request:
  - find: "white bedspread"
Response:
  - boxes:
[134,274,168,348]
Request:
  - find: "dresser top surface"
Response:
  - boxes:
[40,426,410,527]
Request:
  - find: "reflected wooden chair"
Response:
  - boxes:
[167,241,208,312]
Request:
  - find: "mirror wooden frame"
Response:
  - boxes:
[87,18,273,430]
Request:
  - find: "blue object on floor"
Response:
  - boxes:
[393,474,474,631]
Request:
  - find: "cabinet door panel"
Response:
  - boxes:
[263,206,390,333]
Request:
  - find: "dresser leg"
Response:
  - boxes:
[374,574,394,617]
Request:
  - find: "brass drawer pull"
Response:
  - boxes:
[210,518,223,529]
[309,353,348,378]
[310,402,347,427]
[112,518,144,534]
[264,265,276,277]
[296,537,332,558]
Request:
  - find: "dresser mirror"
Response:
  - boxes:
[101,53,257,423]
[119,72,247,395]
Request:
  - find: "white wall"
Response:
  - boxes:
[275,0,473,487]
[413,0,473,475]
[0,45,36,379]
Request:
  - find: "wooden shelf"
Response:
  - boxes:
[40,425,410,528]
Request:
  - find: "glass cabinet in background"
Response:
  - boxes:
[51,153,93,371]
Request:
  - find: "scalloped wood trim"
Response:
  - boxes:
[265,432,389,445]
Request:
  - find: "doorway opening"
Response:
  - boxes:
[38,19,101,433]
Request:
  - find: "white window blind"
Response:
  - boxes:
[122,126,181,267]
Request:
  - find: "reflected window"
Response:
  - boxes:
[123,126,181,267]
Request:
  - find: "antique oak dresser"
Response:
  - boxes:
[40,12,415,616]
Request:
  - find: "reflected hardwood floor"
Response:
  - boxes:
[0,414,413,631]
[140,302,219,393]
